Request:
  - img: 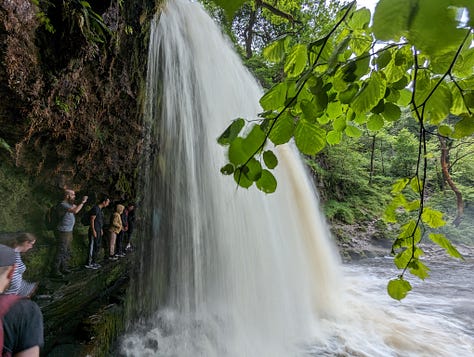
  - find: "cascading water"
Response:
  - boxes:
[121,0,474,356]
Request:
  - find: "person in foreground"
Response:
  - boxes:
[0,244,44,356]
[3,233,38,297]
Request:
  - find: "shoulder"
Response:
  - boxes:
[3,298,44,352]
[6,298,42,318]
[60,202,72,210]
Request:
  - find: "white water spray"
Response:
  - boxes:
[121,1,474,356]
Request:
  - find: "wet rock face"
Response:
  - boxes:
[0,0,42,143]
[0,0,154,198]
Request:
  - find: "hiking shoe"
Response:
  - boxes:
[92,263,101,269]
[85,264,95,269]
[108,256,118,261]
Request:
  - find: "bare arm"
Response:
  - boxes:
[68,196,88,214]
[14,346,39,357]
[90,215,97,237]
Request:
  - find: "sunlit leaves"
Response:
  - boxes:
[263,35,290,63]
[372,0,414,41]
[382,102,401,121]
[285,44,308,78]
[228,125,265,166]
[421,207,446,228]
[408,259,430,280]
[409,0,467,56]
[268,113,295,145]
[260,83,288,111]
[387,278,412,301]
[367,114,384,131]
[429,233,464,259]
[294,119,326,155]
[425,84,452,124]
[452,114,474,139]
[351,72,386,114]
[213,0,474,300]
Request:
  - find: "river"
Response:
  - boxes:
[305,253,474,356]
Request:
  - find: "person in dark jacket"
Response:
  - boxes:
[85,196,110,269]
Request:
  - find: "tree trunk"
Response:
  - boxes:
[438,135,464,226]
[369,135,376,185]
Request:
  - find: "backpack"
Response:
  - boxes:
[80,208,92,226]
[0,294,21,356]
[44,204,60,231]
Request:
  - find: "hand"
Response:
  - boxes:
[82,196,88,204]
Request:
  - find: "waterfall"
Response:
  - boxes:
[122,0,342,356]
[121,1,474,356]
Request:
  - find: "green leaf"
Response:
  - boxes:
[243,158,262,181]
[382,102,401,121]
[339,83,359,104]
[349,8,371,29]
[326,130,342,145]
[429,233,464,259]
[345,124,362,138]
[453,47,474,77]
[228,125,265,166]
[376,49,392,69]
[367,114,384,131]
[425,84,452,124]
[372,0,414,41]
[260,83,288,111]
[284,44,308,78]
[294,119,326,155]
[408,0,467,56]
[326,101,343,120]
[256,169,277,193]
[394,248,413,268]
[421,207,446,228]
[351,72,386,114]
[211,0,248,20]
[398,88,412,106]
[333,116,347,132]
[233,168,253,188]
[452,114,474,138]
[218,118,245,146]
[409,177,422,193]
[391,178,409,194]
[263,150,278,169]
[387,278,412,301]
[408,259,430,280]
[268,113,295,145]
[438,125,453,137]
[399,220,422,244]
[263,36,290,63]
[228,138,247,166]
[220,164,234,175]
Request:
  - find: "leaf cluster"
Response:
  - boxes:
[214,0,473,300]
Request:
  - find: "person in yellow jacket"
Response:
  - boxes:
[108,204,124,260]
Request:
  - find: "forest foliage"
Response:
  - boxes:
[209,0,474,300]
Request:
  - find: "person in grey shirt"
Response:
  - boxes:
[51,189,88,278]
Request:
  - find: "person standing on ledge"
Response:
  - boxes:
[51,189,88,278]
